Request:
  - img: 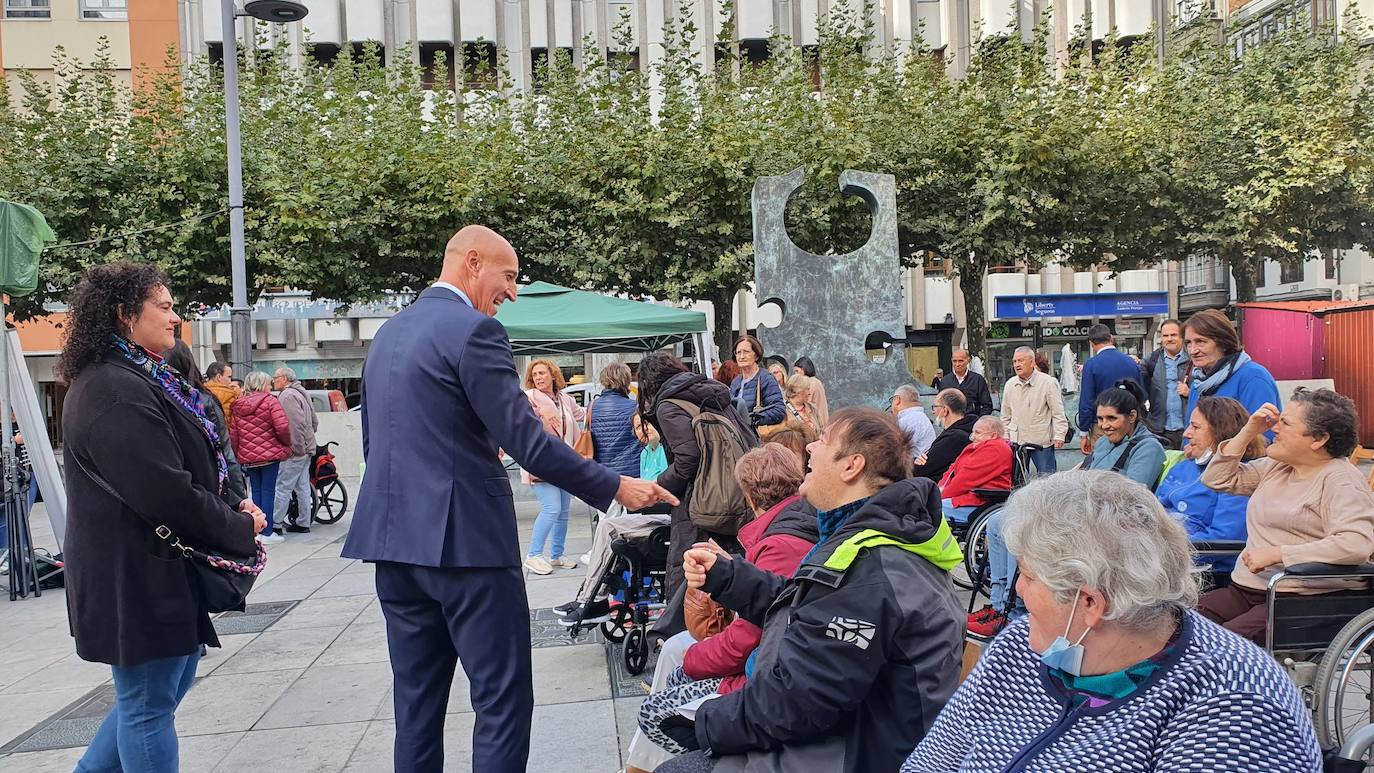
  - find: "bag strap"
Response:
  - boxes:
[755,377,762,410]
[1110,435,1147,474]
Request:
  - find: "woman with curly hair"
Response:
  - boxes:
[60,262,266,773]
[521,358,585,575]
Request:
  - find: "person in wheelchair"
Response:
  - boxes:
[1197,389,1374,644]
[937,417,1012,524]
[905,471,1323,773]
[1155,396,1262,575]
[626,443,818,773]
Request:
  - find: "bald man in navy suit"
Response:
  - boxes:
[343,226,677,772]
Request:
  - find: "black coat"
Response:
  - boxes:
[936,371,994,417]
[912,413,979,482]
[63,353,258,667]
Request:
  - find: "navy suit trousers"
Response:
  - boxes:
[375,561,533,773]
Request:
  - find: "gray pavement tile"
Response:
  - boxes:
[0,688,92,750]
[0,650,68,692]
[196,634,260,678]
[532,645,613,706]
[529,700,621,771]
[312,619,390,668]
[269,595,371,632]
[211,626,342,676]
[0,745,84,772]
[175,669,305,736]
[244,573,334,604]
[341,717,478,773]
[212,721,368,773]
[179,731,246,771]
[523,573,585,610]
[613,696,648,764]
[310,571,378,599]
[0,653,111,696]
[254,662,392,730]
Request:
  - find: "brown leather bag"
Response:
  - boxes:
[684,587,734,640]
[572,399,595,460]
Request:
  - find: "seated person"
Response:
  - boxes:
[1155,396,1261,575]
[630,444,818,769]
[937,416,1012,524]
[970,381,1166,637]
[913,389,978,482]
[904,471,1323,773]
[1197,389,1374,644]
[776,375,822,444]
[658,408,964,773]
[558,416,671,626]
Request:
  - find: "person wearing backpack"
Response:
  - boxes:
[638,351,758,600]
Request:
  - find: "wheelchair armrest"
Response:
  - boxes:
[1284,562,1374,577]
[1191,540,1248,555]
[971,488,1011,503]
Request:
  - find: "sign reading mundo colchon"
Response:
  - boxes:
[994,292,1170,320]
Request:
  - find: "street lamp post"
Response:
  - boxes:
[220,0,308,376]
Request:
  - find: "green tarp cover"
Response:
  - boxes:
[494,281,708,355]
[0,201,52,297]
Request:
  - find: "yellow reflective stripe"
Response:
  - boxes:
[821,518,963,573]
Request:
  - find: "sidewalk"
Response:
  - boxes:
[0,481,647,772]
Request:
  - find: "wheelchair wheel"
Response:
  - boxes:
[960,508,997,597]
[312,479,349,524]
[1314,606,1374,749]
[624,627,649,675]
[601,607,629,643]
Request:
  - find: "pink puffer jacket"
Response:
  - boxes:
[229,391,292,466]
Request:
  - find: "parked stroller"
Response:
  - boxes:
[285,441,349,525]
[567,525,671,675]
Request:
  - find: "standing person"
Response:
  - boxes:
[588,362,642,480]
[341,226,675,773]
[203,361,239,420]
[1140,319,1191,450]
[272,367,318,535]
[937,349,994,417]
[912,389,977,482]
[229,371,292,544]
[521,358,585,574]
[1076,324,1146,455]
[163,342,248,503]
[1182,309,1282,432]
[713,359,740,386]
[1000,347,1069,475]
[59,263,265,773]
[730,335,785,432]
[793,356,829,426]
[890,384,936,459]
[765,355,790,389]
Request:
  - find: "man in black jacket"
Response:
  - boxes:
[913,389,978,482]
[661,407,964,773]
[936,349,993,417]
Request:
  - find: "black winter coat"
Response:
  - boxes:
[912,413,979,482]
[63,354,258,667]
[936,371,995,417]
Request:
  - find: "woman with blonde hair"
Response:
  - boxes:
[521,359,585,575]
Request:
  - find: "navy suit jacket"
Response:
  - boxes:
[342,288,620,568]
[1077,346,1146,432]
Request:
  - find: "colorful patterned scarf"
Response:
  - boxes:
[111,334,228,494]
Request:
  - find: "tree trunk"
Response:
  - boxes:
[959,263,989,366]
[1230,259,1258,304]
[706,286,736,369]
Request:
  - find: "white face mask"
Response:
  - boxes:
[1040,592,1091,677]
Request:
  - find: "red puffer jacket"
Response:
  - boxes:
[938,437,1013,507]
[681,494,818,695]
[230,391,292,466]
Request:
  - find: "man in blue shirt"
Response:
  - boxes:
[1077,324,1145,456]
[1140,320,1191,450]
[890,384,936,458]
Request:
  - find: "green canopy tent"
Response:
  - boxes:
[495,282,712,368]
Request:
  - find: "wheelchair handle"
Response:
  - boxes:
[1338,723,1374,762]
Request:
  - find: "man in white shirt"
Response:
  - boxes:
[890,384,936,459]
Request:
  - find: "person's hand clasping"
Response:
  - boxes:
[1241,545,1283,574]
[914,453,928,467]
[684,539,731,589]
[1177,381,1190,398]
[1054,439,1064,449]
[1080,435,1093,455]
[615,476,680,510]
[241,501,267,535]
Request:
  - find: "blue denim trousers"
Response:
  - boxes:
[1028,446,1058,476]
[246,462,280,535]
[941,498,979,524]
[75,650,201,773]
[985,509,1021,612]
[527,483,573,560]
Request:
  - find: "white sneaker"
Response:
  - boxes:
[524,555,553,575]
[259,533,285,545]
[551,556,579,570]
[579,553,591,565]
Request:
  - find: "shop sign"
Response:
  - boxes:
[994,292,1169,320]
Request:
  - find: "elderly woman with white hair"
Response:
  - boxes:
[905,471,1322,773]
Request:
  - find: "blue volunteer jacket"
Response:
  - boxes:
[1155,456,1248,573]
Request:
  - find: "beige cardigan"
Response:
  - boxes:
[1000,370,1068,446]
[1203,447,1374,593]
[521,388,585,485]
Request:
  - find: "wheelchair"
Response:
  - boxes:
[566,525,671,676]
[284,441,350,525]
[948,442,1043,594]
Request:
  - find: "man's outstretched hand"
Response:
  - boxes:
[614,476,680,510]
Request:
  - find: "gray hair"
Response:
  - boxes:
[599,362,632,392]
[244,371,274,393]
[935,388,967,414]
[893,384,921,405]
[1013,346,1036,359]
[274,366,298,384]
[1003,470,1199,631]
[973,416,1004,436]
[784,374,814,400]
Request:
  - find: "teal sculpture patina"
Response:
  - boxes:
[751,168,914,412]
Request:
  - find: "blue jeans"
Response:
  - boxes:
[246,462,280,535]
[527,483,572,560]
[941,498,978,524]
[76,650,201,773]
[1028,446,1058,476]
[985,510,1020,612]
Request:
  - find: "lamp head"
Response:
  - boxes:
[243,0,308,22]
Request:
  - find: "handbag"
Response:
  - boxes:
[71,453,266,613]
[572,398,595,460]
[684,586,734,641]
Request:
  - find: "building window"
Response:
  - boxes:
[3,0,50,19]
[1279,260,1304,285]
[81,0,126,19]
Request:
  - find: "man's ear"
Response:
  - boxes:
[840,453,867,486]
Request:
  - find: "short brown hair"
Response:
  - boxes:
[827,407,912,487]
[599,362,632,392]
[735,444,804,512]
[1194,396,1266,460]
[1183,309,1241,357]
[734,334,764,362]
[523,359,566,391]
[767,429,810,467]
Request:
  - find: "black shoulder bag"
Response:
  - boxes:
[71,453,266,613]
